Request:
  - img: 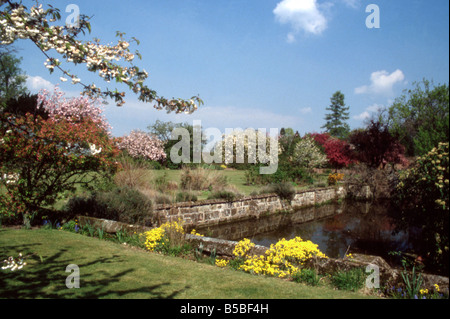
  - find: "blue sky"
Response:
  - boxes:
[17,0,449,137]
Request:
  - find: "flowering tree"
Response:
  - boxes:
[0,0,202,111]
[309,132,355,170]
[215,128,281,167]
[37,86,111,133]
[0,112,119,225]
[323,138,355,171]
[117,130,166,162]
[309,132,332,148]
[292,136,327,172]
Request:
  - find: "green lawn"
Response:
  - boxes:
[151,168,329,198]
[0,228,377,299]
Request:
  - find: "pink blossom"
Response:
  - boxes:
[37,86,111,133]
[117,130,166,161]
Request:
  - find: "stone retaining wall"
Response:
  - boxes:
[153,185,369,229]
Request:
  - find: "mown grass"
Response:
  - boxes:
[0,228,377,299]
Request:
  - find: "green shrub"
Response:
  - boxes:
[176,192,198,203]
[259,182,296,201]
[153,172,169,192]
[207,190,241,202]
[152,193,173,205]
[331,268,366,292]
[245,163,307,185]
[392,142,449,275]
[65,187,154,226]
[292,268,322,286]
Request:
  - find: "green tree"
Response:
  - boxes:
[278,127,299,163]
[147,120,205,168]
[322,91,350,139]
[392,142,449,275]
[385,79,449,156]
[0,50,27,103]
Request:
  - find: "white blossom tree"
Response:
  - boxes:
[0,0,202,111]
[293,136,327,172]
[215,128,281,167]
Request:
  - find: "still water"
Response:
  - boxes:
[199,200,418,266]
[248,200,415,261]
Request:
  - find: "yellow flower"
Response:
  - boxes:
[420,289,429,295]
[215,259,229,268]
[190,229,204,237]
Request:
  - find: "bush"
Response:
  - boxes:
[152,194,173,205]
[65,187,154,226]
[180,167,228,191]
[331,268,366,292]
[238,237,327,278]
[392,142,449,275]
[245,163,307,185]
[142,220,190,256]
[207,190,242,202]
[328,173,344,186]
[114,155,153,189]
[259,182,296,201]
[292,268,322,286]
[176,192,198,203]
[153,172,170,192]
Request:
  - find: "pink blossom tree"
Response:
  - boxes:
[117,130,166,162]
[0,112,120,226]
[37,86,111,133]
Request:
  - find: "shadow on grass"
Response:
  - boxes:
[0,243,189,299]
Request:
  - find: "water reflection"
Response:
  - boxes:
[249,200,414,261]
[198,200,418,265]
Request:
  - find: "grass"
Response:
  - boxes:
[0,228,377,299]
[151,168,329,199]
[21,167,330,212]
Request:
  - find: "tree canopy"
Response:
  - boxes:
[384,79,449,156]
[0,48,27,103]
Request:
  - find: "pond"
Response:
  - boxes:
[197,200,420,267]
[249,200,418,262]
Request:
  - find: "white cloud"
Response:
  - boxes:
[355,70,406,96]
[353,111,370,121]
[366,103,382,113]
[26,75,55,92]
[353,103,383,121]
[273,0,328,42]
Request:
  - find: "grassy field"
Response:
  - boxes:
[151,168,328,199]
[0,228,377,299]
[151,169,263,198]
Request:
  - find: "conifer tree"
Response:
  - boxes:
[322,91,350,139]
